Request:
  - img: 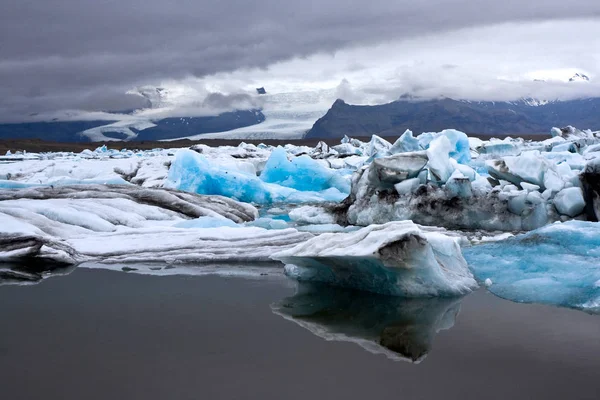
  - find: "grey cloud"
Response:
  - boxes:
[1,0,600,120]
[202,92,265,110]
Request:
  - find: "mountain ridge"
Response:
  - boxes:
[306,97,600,138]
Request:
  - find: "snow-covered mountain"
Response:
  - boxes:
[0,72,598,142]
[569,73,590,82]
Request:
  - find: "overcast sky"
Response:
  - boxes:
[1,0,600,122]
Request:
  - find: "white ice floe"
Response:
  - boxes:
[271,221,477,297]
[0,185,315,266]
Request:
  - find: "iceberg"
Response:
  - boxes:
[387,129,420,155]
[69,226,312,265]
[419,129,471,164]
[553,187,585,217]
[463,221,600,313]
[272,283,463,362]
[165,149,348,204]
[365,135,392,157]
[0,185,321,267]
[486,151,550,189]
[426,136,455,183]
[271,221,477,297]
[173,216,240,229]
[259,147,350,193]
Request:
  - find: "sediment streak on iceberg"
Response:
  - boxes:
[0,186,315,268]
[271,221,477,297]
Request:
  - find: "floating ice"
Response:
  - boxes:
[271,221,477,297]
[173,216,240,229]
[0,186,314,267]
[486,151,550,188]
[553,187,585,217]
[259,147,350,193]
[427,136,455,183]
[245,217,290,230]
[365,135,392,157]
[419,129,471,164]
[463,221,600,312]
[165,149,347,204]
[387,129,420,155]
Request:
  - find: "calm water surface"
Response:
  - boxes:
[1,268,599,400]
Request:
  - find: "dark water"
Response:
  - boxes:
[1,268,600,400]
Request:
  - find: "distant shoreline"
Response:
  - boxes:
[0,133,549,153]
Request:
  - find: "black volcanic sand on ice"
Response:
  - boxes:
[1,268,599,400]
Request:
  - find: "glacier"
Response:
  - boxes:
[463,221,600,313]
[271,221,477,297]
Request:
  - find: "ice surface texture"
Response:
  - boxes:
[165,149,348,204]
[0,185,317,267]
[463,221,600,313]
[272,221,477,297]
[259,147,350,193]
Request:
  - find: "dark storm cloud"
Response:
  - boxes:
[1,0,599,120]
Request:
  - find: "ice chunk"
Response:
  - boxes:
[476,141,521,157]
[0,185,313,266]
[70,227,313,264]
[272,283,463,362]
[543,169,565,193]
[271,221,477,297]
[553,187,585,217]
[332,143,362,156]
[246,217,289,230]
[394,178,421,196]
[444,171,472,198]
[368,152,428,188]
[260,147,350,193]
[486,151,549,188]
[426,136,455,183]
[289,206,336,225]
[295,224,359,234]
[419,129,471,164]
[521,182,540,192]
[463,221,600,312]
[366,135,392,157]
[388,130,420,155]
[173,216,239,229]
[166,149,348,204]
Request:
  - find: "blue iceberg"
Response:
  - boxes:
[463,221,600,313]
[271,221,477,297]
[418,129,471,164]
[260,147,350,193]
[165,149,348,204]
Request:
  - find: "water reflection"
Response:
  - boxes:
[272,283,464,363]
[0,263,76,286]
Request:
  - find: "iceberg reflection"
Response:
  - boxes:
[272,283,463,362]
[0,263,76,286]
